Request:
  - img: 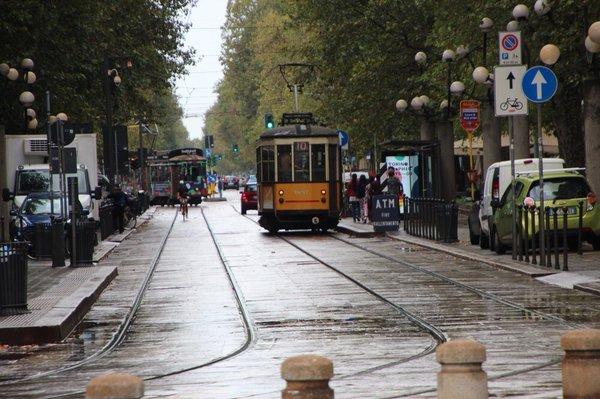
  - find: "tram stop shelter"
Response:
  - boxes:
[379,139,441,199]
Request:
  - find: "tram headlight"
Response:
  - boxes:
[279,198,284,204]
[278,189,284,196]
[321,189,326,195]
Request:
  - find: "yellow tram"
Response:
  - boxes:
[256,115,342,233]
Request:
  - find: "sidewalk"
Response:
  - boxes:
[0,207,157,345]
[336,216,600,297]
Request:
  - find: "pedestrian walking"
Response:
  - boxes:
[110,185,127,233]
[357,174,368,223]
[346,173,359,222]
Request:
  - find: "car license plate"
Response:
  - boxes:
[556,207,577,215]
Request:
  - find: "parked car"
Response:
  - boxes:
[9,192,89,257]
[223,175,239,190]
[240,183,258,214]
[469,158,565,248]
[489,170,599,253]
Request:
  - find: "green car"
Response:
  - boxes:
[490,171,599,253]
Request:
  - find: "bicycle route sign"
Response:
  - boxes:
[459,100,480,133]
[498,31,522,65]
[494,65,528,117]
[521,66,558,103]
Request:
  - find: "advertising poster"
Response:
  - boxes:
[384,155,420,213]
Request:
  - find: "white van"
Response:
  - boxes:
[469,158,565,248]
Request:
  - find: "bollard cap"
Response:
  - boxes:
[436,339,486,364]
[561,329,600,351]
[86,373,144,399]
[281,355,333,381]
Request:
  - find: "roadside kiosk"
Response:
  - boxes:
[379,139,441,200]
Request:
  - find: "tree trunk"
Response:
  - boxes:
[513,115,530,159]
[552,86,585,169]
[0,125,8,241]
[420,117,434,141]
[436,120,456,201]
[584,78,600,193]
[481,101,501,175]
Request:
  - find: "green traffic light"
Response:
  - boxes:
[266,121,274,129]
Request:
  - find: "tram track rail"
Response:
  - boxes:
[1,206,256,399]
[235,207,581,395]
[227,207,447,376]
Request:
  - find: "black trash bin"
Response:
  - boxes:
[72,220,96,266]
[100,202,116,240]
[0,242,29,316]
[34,223,53,259]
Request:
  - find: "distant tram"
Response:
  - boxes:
[148,148,207,206]
[256,113,342,233]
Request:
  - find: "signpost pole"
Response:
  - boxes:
[509,116,517,260]
[537,102,545,266]
[468,130,474,200]
[521,65,558,266]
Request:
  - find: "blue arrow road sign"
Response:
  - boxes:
[204,148,212,158]
[337,130,349,148]
[522,66,558,103]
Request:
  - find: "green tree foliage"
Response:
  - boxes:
[0,0,196,137]
[207,0,598,171]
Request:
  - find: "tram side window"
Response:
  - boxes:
[277,145,292,182]
[328,144,339,181]
[294,142,310,182]
[261,146,274,182]
[311,144,326,181]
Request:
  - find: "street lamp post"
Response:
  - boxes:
[397,48,466,201]
[102,56,130,184]
[0,58,39,240]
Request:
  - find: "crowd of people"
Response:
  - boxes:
[345,166,403,223]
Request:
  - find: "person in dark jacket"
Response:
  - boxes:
[110,185,127,233]
[366,177,382,222]
[357,175,368,223]
[346,174,359,222]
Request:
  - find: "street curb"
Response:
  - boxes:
[385,232,559,279]
[204,197,227,202]
[573,282,600,297]
[0,266,118,345]
[336,224,383,238]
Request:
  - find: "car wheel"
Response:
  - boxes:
[493,228,506,255]
[592,236,600,251]
[468,219,480,245]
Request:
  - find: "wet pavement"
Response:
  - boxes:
[1,192,599,398]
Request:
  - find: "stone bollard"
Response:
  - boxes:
[561,329,600,399]
[86,372,144,399]
[436,339,488,399]
[281,354,334,399]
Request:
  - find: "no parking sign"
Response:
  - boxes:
[498,31,522,65]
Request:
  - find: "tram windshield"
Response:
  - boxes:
[311,144,326,181]
[277,145,292,182]
[294,142,310,182]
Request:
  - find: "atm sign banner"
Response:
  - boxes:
[371,195,400,232]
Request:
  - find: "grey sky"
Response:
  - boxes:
[175,0,228,140]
